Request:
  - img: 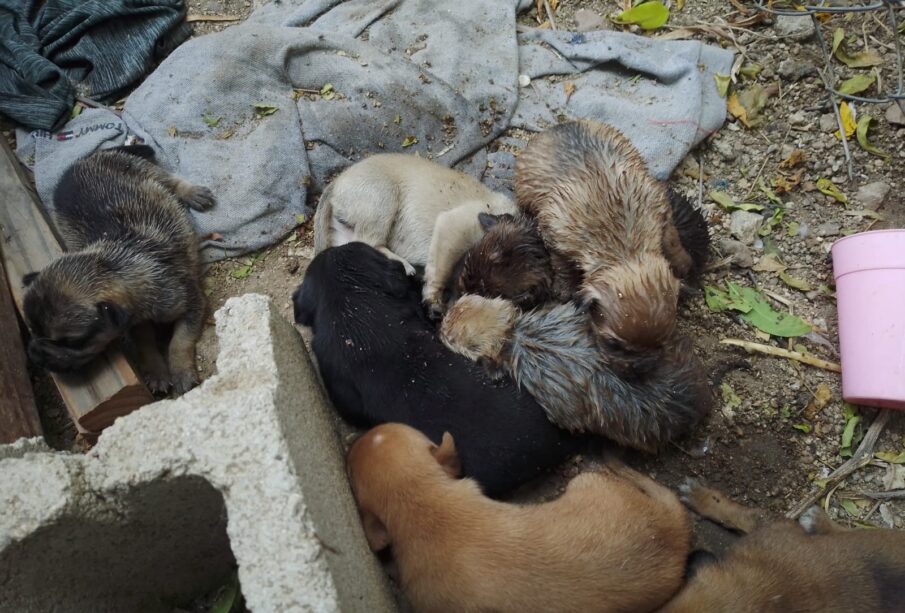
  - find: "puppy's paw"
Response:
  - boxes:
[401,259,417,277]
[184,186,216,212]
[678,477,704,506]
[169,369,199,395]
[145,375,172,396]
[799,506,836,535]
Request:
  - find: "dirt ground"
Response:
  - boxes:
[19,0,905,562]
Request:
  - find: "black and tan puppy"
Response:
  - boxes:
[292,242,582,497]
[662,480,905,612]
[23,145,213,394]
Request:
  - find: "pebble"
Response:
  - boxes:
[730,210,764,244]
[718,238,754,268]
[573,8,605,32]
[886,102,905,126]
[777,59,817,82]
[815,221,841,237]
[856,181,890,210]
[713,139,737,161]
[780,143,797,159]
[773,15,816,41]
[518,74,531,87]
[819,113,836,132]
[788,110,808,126]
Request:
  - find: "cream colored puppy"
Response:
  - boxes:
[313,154,515,313]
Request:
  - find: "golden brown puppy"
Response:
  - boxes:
[23,145,211,394]
[516,121,693,361]
[347,423,692,613]
[662,480,905,613]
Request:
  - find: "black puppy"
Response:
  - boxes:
[293,242,582,497]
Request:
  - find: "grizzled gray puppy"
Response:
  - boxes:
[440,295,712,452]
[23,145,213,394]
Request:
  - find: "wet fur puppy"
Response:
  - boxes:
[293,242,581,496]
[23,145,212,394]
[662,480,905,612]
[440,295,712,452]
[312,153,515,315]
[516,121,694,358]
[450,187,710,310]
[348,423,691,613]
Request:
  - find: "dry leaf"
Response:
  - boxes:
[816,178,848,204]
[402,136,418,147]
[779,271,813,292]
[714,74,731,98]
[753,253,787,272]
[563,82,577,103]
[833,102,856,139]
[779,149,806,169]
[727,93,749,126]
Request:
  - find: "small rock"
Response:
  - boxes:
[857,181,890,210]
[815,221,841,237]
[285,258,300,275]
[773,15,816,41]
[573,8,605,32]
[788,110,808,126]
[713,139,737,161]
[518,74,531,87]
[780,143,796,159]
[730,210,764,243]
[718,238,753,268]
[819,113,836,132]
[760,66,776,80]
[777,59,817,82]
[886,102,905,126]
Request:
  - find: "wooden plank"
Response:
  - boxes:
[0,252,43,443]
[0,139,153,434]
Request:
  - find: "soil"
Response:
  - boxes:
[11,0,905,564]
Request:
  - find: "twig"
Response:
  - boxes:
[859,489,905,500]
[720,339,841,372]
[697,158,704,210]
[543,0,557,30]
[75,96,122,117]
[786,410,892,518]
[762,289,792,308]
[186,14,242,22]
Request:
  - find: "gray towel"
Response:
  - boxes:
[16,0,734,263]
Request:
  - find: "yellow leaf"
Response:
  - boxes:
[676,0,685,10]
[727,93,749,127]
[833,102,856,139]
[563,82,577,103]
[855,115,890,158]
[714,74,730,98]
[816,178,848,204]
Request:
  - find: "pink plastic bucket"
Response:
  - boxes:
[831,229,905,409]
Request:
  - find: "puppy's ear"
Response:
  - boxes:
[360,509,391,551]
[478,212,500,232]
[98,301,130,330]
[22,272,39,287]
[292,281,316,327]
[431,432,462,479]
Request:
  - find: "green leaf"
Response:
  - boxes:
[875,451,905,464]
[70,104,83,120]
[709,191,764,212]
[739,63,762,80]
[786,221,801,237]
[401,136,418,147]
[253,104,279,118]
[714,74,731,98]
[210,572,240,613]
[704,285,751,314]
[295,214,306,225]
[779,271,813,292]
[831,28,844,55]
[835,47,884,68]
[758,208,785,237]
[837,74,875,96]
[816,178,848,204]
[730,283,812,337]
[855,115,890,158]
[792,423,811,433]
[320,83,334,95]
[721,382,741,409]
[839,498,860,517]
[840,409,862,458]
[612,1,670,30]
[758,178,783,206]
[230,265,252,280]
[203,115,222,127]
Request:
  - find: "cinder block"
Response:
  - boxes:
[0,294,395,613]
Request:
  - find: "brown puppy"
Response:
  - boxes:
[662,480,905,613]
[22,145,211,394]
[516,121,693,358]
[348,423,692,613]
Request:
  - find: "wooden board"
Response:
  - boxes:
[0,139,152,434]
[0,253,43,443]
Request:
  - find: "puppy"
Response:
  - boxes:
[348,423,692,613]
[663,480,905,612]
[312,153,515,315]
[450,187,710,310]
[440,295,712,452]
[516,121,695,359]
[292,242,581,496]
[23,145,213,394]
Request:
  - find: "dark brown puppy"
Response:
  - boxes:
[449,187,710,311]
[348,423,691,613]
[662,480,905,613]
[516,121,693,358]
[22,145,213,394]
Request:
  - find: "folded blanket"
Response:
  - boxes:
[16,0,734,263]
[0,0,190,131]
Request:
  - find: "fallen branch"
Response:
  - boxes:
[186,14,242,23]
[720,339,841,373]
[786,410,892,518]
[543,0,557,30]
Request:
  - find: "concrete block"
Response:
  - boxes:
[0,294,394,613]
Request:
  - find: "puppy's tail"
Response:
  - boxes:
[667,187,710,281]
[313,180,335,255]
